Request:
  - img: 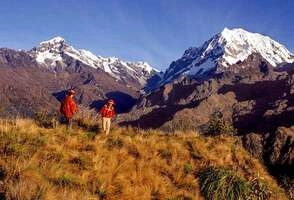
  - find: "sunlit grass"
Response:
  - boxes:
[0,119,287,200]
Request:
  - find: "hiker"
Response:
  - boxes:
[98,99,116,135]
[60,89,77,129]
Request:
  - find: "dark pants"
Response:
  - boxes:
[61,116,72,129]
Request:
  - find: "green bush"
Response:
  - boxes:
[207,111,236,136]
[198,167,249,200]
[198,167,273,200]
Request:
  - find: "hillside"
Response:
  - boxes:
[0,119,289,200]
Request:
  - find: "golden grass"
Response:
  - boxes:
[0,119,288,200]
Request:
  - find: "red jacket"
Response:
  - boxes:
[60,96,77,119]
[99,105,115,118]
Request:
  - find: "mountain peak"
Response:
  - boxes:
[29,36,158,86]
[40,36,66,45]
[221,27,247,34]
[219,27,267,41]
[157,28,294,87]
[216,28,294,67]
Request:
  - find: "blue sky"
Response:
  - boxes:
[0,0,293,70]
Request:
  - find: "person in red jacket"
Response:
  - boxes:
[60,89,77,129]
[98,99,116,135]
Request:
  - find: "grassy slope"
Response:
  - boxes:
[0,119,288,200]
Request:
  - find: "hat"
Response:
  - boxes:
[67,89,76,95]
[107,99,115,105]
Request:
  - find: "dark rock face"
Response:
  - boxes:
[242,126,294,178]
[0,48,139,116]
[268,126,294,177]
[123,54,293,133]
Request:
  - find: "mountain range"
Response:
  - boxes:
[0,37,158,116]
[129,28,294,130]
[30,36,158,86]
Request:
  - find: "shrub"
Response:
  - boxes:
[69,155,93,170]
[207,111,236,136]
[248,178,271,200]
[79,144,96,152]
[128,145,140,159]
[97,189,107,200]
[161,114,198,133]
[43,151,63,162]
[186,141,203,160]
[0,164,6,180]
[158,149,172,161]
[85,131,97,140]
[279,176,294,200]
[198,167,249,200]
[183,163,193,174]
[157,148,173,165]
[5,143,29,157]
[105,137,124,150]
[51,174,81,187]
[34,110,59,128]
[151,190,161,200]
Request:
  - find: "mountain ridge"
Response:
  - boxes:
[148,28,294,90]
[29,36,159,86]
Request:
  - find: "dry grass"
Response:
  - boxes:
[0,119,288,200]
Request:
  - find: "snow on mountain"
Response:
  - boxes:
[161,28,294,85]
[219,28,294,67]
[30,36,158,85]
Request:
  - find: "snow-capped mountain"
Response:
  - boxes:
[29,36,158,85]
[0,36,159,115]
[160,28,294,85]
[127,28,294,146]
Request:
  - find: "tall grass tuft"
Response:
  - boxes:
[198,167,249,200]
[248,177,271,200]
[207,111,236,136]
[50,174,82,188]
